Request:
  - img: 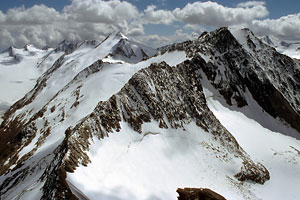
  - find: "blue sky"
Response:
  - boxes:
[1,0,300,50]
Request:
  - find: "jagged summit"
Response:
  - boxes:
[163,26,300,135]
[110,30,129,40]
[98,30,131,47]
[261,35,275,46]
[104,30,157,63]
[54,40,79,54]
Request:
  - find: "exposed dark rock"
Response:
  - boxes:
[41,136,79,200]
[0,117,36,175]
[55,40,79,54]
[243,70,300,132]
[199,31,208,38]
[177,188,226,200]
[164,27,300,133]
[235,160,270,184]
[111,39,137,58]
[42,46,51,51]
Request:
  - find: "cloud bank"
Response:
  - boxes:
[173,1,268,26]
[1,0,300,50]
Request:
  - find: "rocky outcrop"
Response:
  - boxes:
[177,188,226,200]
[40,136,79,200]
[55,40,79,54]
[235,160,270,184]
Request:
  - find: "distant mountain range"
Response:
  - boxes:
[261,35,300,59]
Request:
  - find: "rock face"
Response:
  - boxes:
[0,27,299,199]
[108,31,157,63]
[177,188,226,200]
[164,27,300,133]
[55,40,81,54]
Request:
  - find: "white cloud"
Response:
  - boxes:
[183,24,205,33]
[1,0,300,51]
[144,5,175,24]
[0,29,15,48]
[63,0,139,24]
[0,0,141,50]
[0,10,5,23]
[1,5,64,25]
[249,13,300,41]
[126,21,145,36]
[136,29,199,48]
[157,0,167,6]
[173,1,269,27]
[236,1,266,8]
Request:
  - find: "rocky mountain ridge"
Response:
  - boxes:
[0,27,299,200]
[162,27,300,135]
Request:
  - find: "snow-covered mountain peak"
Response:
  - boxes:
[229,27,257,48]
[261,35,275,46]
[111,30,129,40]
[102,31,157,63]
[99,30,131,47]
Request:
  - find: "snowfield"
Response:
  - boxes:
[65,69,300,200]
[0,45,62,122]
[206,96,300,200]
[67,121,251,200]
[202,71,300,200]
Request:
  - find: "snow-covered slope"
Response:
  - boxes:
[201,70,300,200]
[0,28,299,200]
[0,45,63,123]
[1,31,157,126]
[0,32,187,199]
